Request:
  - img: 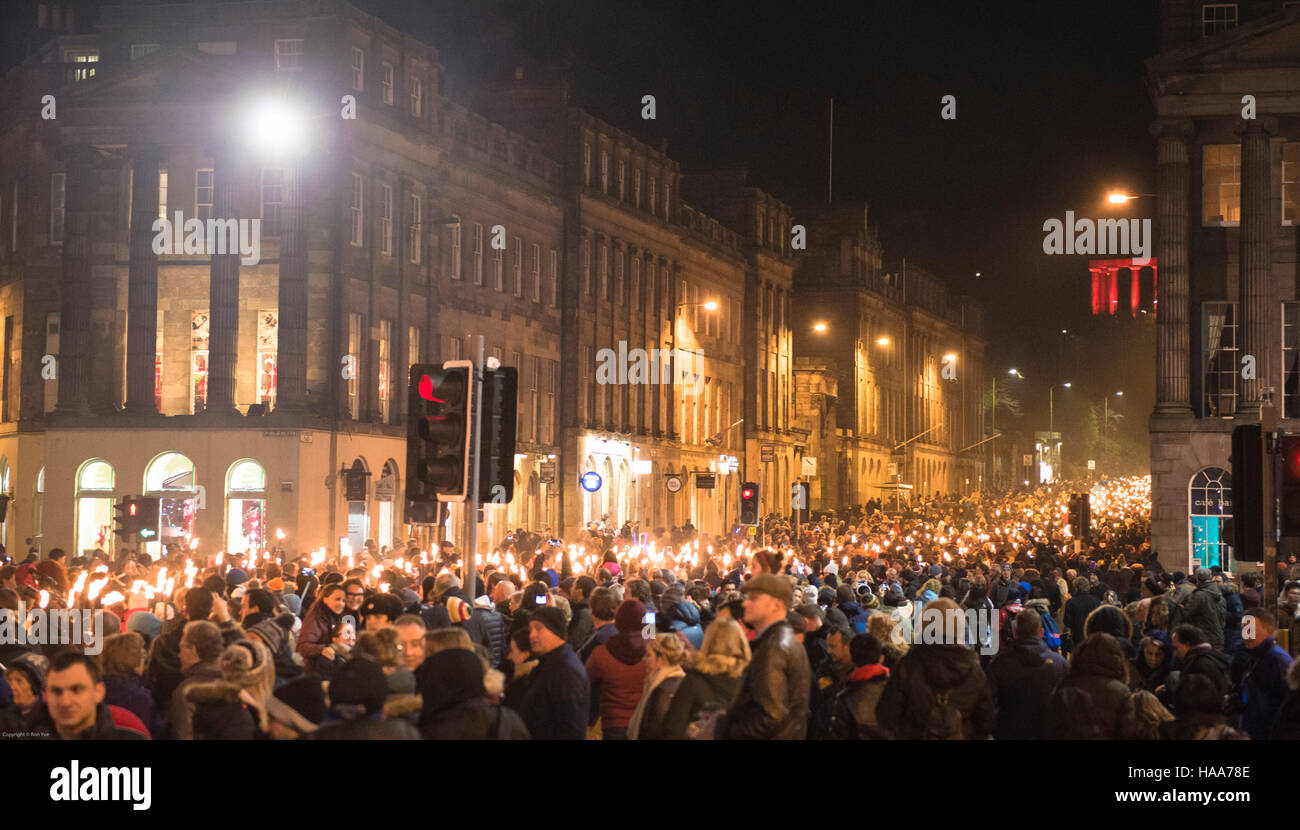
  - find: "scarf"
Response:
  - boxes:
[626,663,685,740]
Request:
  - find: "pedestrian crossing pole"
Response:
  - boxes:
[1262,404,1278,616]
[463,335,485,601]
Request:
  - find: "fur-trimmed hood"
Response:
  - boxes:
[383,693,424,717]
[687,651,747,679]
[184,680,245,705]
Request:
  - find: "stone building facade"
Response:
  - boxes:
[0,0,979,557]
[1148,1,1300,572]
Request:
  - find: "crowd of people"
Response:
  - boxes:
[2,476,1299,741]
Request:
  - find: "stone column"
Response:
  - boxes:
[1235,116,1276,419]
[1150,119,1194,418]
[276,158,309,413]
[124,143,162,414]
[55,145,99,416]
[204,142,241,416]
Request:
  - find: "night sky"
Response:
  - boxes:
[1,0,1162,452]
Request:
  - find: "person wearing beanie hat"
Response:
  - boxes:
[225,568,249,589]
[303,658,419,740]
[247,614,305,687]
[125,611,163,649]
[417,648,530,739]
[584,599,649,739]
[517,604,590,740]
[184,638,275,739]
[360,592,405,630]
[445,595,474,625]
[267,577,285,593]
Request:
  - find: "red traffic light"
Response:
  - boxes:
[742,488,754,499]
[128,503,138,516]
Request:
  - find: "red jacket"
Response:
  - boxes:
[584,643,647,730]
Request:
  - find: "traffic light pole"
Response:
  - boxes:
[1263,405,1278,613]
[463,336,485,601]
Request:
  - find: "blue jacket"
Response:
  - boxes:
[666,601,705,650]
[839,601,873,634]
[517,643,590,740]
[1231,637,1294,741]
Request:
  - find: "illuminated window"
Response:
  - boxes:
[257,310,278,407]
[226,459,267,555]
[65,49,98,81]
[1202,301,1238,417]
[190,311,209,413]
[1189,467,1232,570]
[1202,144,1240,226]
[146,452,197,557]
[348,313,361,420]
[75,459,115,556]
[378,319,392,423]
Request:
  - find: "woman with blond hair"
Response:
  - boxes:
[1130,689,1174,740]
[629,633,688,740]
[661,617,752,739]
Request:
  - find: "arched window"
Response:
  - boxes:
[375,460,399,552]
[226,459,267,554]
[1189,467,1232,570]
[75,459,115,555]
[145,452,197,556]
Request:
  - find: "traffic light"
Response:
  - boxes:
[739,482,759,526]
[133,497,160,541]
[1278,433,1300,537]
[113,496,160,542]
[407,360,474,503]
[1068,493,1090,541]
[1232,424,1264,558]
[113,497,133,541]
[478,366,518,504]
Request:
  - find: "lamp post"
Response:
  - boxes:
[1103,390,1123,470]
[1049,382,1071,433]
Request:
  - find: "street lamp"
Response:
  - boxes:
[813,322,828,333]
[876,336,890,346]
[1106,191,1155,205]
[1049,382,1071,433]
[1103,390,1124,467]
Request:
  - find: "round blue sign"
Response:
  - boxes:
[580,472,603,492]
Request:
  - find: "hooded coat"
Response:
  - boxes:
[1048,633,1135,739]
[417,649,530,739]
[1182,578,1227,650]
[1270,658,1300,740]
[661,654,745,739]
[836,663,892,739]
[876,642,995,740]
[584,600,648,730]
[665,600,705,650]
[1230,636,1294,741]
[986,636,1068,739]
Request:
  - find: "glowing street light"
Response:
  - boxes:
[1106,191,1155,205]
[876,336,890,346]
[813,322,828,333]
[243,98,308,157]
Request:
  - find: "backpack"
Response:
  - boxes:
[1040,613,1062,652]
[924,689,965,740]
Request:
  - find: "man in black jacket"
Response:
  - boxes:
[146,587,215,718]
[27,653,147,740]
[566,575,597,650]
[1169,623,1231,701]
[518,606,590,740]
[721,574,811,739]
[986,608,1068,739]
[1181,567,1226,650]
